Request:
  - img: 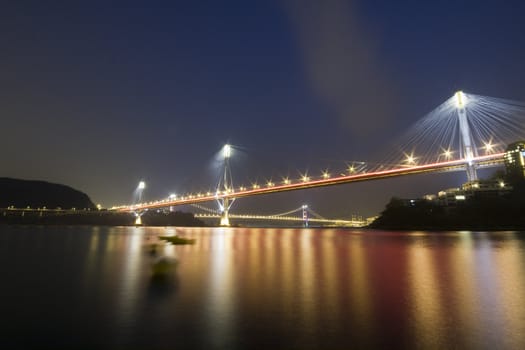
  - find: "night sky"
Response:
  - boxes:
[2,0,525,217]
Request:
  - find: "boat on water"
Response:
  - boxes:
[151,256,178,279]
[159,235,196,245]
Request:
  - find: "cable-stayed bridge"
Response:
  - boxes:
[114,91,525,226]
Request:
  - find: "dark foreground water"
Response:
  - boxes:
[1,226,524,349]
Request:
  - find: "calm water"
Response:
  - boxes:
[1,226,524,349]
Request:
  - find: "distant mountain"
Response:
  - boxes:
[0,177,95,210]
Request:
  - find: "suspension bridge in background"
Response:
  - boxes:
[190,203,367,227]
[114,91,525,226]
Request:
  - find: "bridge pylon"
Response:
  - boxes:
[455,91,478,181]
[302,205,309,228]
[133,181,146,225]
[217,144,235,226]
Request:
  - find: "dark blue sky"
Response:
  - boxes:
[2,0,525,217]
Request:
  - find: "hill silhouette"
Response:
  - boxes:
[0,177,95,210]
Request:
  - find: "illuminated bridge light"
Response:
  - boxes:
[301,175,310,182]
[267,181,274,187]
[442,149,452,159]
[223,144,232,158]
[282,177,290,185]
[484,141,494,153]
[405,154,416,165]
[454,90,467,109]
[322,171,330,179]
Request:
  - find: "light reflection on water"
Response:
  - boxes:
[1,226,525,349]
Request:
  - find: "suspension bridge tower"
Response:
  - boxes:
[302,205,309,228]
[455,91,478,182]
[217,144,235,226]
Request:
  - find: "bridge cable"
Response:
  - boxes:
[191,203,220,214]
[306,207,327,220]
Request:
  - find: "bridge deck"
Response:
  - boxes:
[117,153,504,211]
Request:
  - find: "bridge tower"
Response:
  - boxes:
[134,181,146,225]
[217,144,235,226]
[302,205,309,228]
[455,91,478,182]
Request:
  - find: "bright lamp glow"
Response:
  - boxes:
[223,144,231,158]
[454,91,467,109]
[138,181,146,189]
[405,154,416,164]
[484,141,494,153]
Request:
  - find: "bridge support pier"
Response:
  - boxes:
[220,197,230,226]
[134,211,145,226]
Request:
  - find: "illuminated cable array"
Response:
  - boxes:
[381,92,525,171]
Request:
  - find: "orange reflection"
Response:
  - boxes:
[408,241,447,348]
[490,232,525,348]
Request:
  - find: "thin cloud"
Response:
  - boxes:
[284,0,399,140]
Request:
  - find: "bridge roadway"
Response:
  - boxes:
[117,153,504,212]
[194,213,366,227]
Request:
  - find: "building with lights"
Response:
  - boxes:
[427,179,511,208]
[504,141,525,182]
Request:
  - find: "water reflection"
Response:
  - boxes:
[1,227,525,349]
[491,232,525,349]
[409,239,447,348]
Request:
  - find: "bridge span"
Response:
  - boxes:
[113,91,525,226]
[117,152,503,213]
[194,213,366,227]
